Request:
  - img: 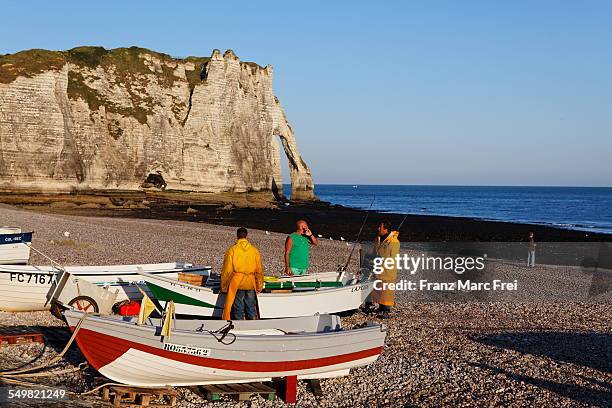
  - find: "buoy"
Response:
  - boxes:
[317,234,323,238]
[340,237,345,241]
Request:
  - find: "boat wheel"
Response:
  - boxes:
[68,296,99,313]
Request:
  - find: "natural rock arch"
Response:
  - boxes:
[274,133,315,200]
[0,47,317,200]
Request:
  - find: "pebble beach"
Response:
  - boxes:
[1,204,611,407]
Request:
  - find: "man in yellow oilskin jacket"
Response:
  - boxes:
[221,227,264,320]
[366,220,400,319]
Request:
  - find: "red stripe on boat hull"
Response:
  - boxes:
[72,327,383,373]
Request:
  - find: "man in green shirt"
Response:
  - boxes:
[284,220,318,276]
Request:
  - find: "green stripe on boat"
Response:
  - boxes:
[146,282,218,309]
[264,281,343,290]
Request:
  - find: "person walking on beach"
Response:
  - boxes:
[527,232,536,267]
[284,220,318,276]
[365,220,400,319]
[221,227,264,320]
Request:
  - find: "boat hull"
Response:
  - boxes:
[0,263,206,312]
[0,229,32,264]
[65,311,385,386]
[143,273,374,318]
[0,242,31,264]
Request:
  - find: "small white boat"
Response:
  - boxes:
[0,263,210,312]
[0,228,32,264]
[64,310,386,387]
[142,272,374,318]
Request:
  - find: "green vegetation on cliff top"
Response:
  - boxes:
[0,46,264,126]
[0,46,211,85]
[0,46,214,125]
[0,46,262,84]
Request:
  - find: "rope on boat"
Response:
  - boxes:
[80,382,126,396]
[1,363,88,379]
[0,311,174,398]
[25,243,67,272]
[0,313,88,377]
[211,321,236,345]
[196,321,237,345]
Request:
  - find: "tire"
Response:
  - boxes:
[68,296,99,314]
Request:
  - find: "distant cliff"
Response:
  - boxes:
[0,47,314,200]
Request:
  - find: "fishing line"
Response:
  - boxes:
[397,215,408,231]
[339,195,376,272]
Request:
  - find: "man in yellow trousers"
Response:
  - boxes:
[366,220,400,319]
[221,227,264,320]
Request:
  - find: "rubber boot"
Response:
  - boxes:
[377,305,391,319]
[361,302,377,315]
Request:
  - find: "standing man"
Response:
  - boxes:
[527,232,536,267]
[221,227,264,320]
[368,220,400,319]
[284,220,318,276]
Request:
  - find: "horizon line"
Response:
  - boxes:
[281,183,612,188]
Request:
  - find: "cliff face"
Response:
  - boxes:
[0,47,314,200]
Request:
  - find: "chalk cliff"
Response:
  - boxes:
[0,47,315,200]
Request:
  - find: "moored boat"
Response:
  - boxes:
[64,310,386,386]
[0,228,32,264]
[0,263,210,312]
[142,272,374,318]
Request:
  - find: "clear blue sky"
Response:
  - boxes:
[2,1,611,186]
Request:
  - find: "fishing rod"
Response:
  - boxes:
[338,196,375,272]
[397,215,408,231]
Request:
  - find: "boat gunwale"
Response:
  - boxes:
[142,272,371,298]
[64,310,385,343]
[0,263,211,276]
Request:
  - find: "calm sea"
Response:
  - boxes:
[301,185,612,235]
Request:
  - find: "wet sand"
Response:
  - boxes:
[3,191,610,242]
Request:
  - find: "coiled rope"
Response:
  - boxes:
[0,312,88,384]
[196,320,236,345]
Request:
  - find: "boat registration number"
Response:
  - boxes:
[163,342,211,357]
[351,283,370,292]
[9,273,56,285]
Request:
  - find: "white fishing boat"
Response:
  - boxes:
[142,272,374,318]
[64,310,386,386]
[0,228,32,264]
[0,263,210,312]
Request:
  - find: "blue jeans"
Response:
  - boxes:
[527,250,535,267]
[231,290,258,320]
